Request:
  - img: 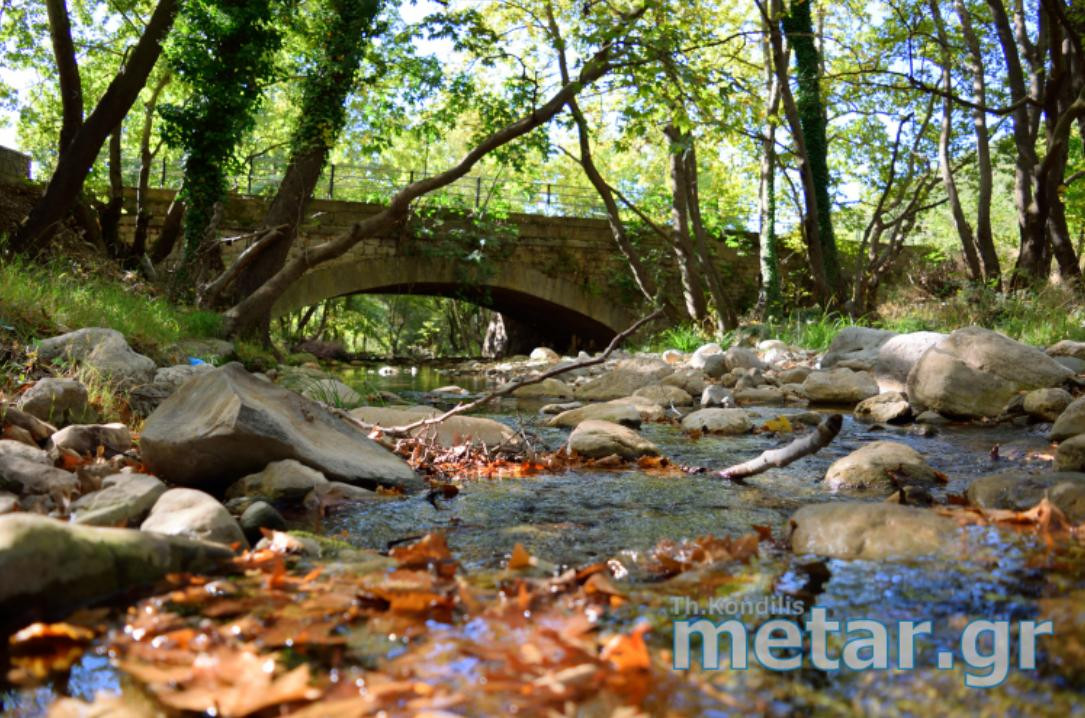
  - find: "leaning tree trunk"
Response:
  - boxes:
[132,74,170,260]
[760,0,830,304]
[45,0,82,153]
[663,124,709,324]
[13,0,178,254]
[684,139,738,330]
[225,0,383,333]
[954,0,1002,286]
[149,192,186,264]
[758,16,783,314]
[930,0,983,281]
[781,0,843,304]
[988,0,1049,288]
[97,123,125,257]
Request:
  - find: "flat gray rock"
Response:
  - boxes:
[139,363,421,492]
[141,488,247,547]
[71,473,166,527]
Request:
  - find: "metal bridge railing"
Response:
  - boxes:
[124,156,608,219]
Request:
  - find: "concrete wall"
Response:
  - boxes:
[0,146,31,182]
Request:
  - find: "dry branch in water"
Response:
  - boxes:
[348,307,666,438]
[718,413,843,481]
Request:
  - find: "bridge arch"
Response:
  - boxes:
[270,257,638,350]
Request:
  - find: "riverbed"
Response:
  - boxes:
[4,360,1083,716]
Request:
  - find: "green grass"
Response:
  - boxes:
[640,285,1085,356]
[0,256,223,356]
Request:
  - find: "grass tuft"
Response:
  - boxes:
[0,256,223,357]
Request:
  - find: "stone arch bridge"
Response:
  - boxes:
[126,188,760,351]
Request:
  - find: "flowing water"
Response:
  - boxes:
[4,362,1084,716]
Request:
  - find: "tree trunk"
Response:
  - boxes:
[224,45,618,337]
[759,0,830,304]
[97,123,125,257]
[953,0,1002,286]
[13,0,178,254]
[664,124,708,323]
[45,0,82,153]
[758,17,782,314]
[930,0,982,281]
[988,0,1048,287]
[226,0,383,323]
[684,139,738,330]
[543,1,678,322]
[132,74,170,259]
[781,0,843,303]
[149,192,186,264]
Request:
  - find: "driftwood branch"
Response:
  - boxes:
[718,414,843,481]
[350,308,666,438]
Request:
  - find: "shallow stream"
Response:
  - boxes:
[4,362,1084,716]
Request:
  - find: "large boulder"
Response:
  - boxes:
[140,364,421,492]
[821,327,897,369]
[680,408,752,435]
[1055,435,1085,472]
[15,378,93,426]
[724,347,766,372]
[0,514,231,630]
[574,370,661,401]
[568,420,659,460]
[70,473,166,527]
[803,368,879,404]
[615,356,674,380]
[529,347,561,363]
[36,328,156,387]
[1050,396,1085,440]
[141,488,247,547]
[854,392,913,424]
[225,459,329,502]
[789,502,958,560]
[661,368,709,397]
[824,441,938,492]
[701,385,736,408]
[633,383,694,407]
[1047,340,1085,361]
[510,378,574,399]
[907,327,1073,418]
[874,332,947,392]
[152,364,215,392]
[351,405,516,448]
[688,343,723,371]
[547,401,642,429]
[607,396,668,422]
[1023,388,1073,422]
[966,470,1085,522]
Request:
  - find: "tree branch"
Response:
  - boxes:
[349,308,665,438]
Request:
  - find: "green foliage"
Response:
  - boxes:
[643,324,715,353]
[161,0,289,269]
[233,341,278,373]
[0,256,222,354]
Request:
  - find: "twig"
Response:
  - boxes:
[718,414,843,482]
[348,308,665,438]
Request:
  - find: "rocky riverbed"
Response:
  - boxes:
[4,324,1085,714]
